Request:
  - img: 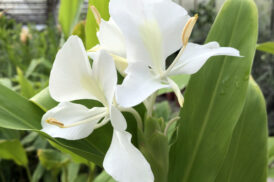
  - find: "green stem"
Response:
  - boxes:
[87,163,94,182]
[25,165,32,182]
[146,91,158,118]
[63,166,68,182]
[119,107,143,131]
[164,116,180,136]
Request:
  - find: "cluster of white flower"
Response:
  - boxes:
[41,0,240,181]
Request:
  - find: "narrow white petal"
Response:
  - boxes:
[167,77,184,107]
[109,0,189,71]
[170,42,241,75]
[49,35,99,102]
[103,130,154,182]
[116,63,168,107]
[91,50,117,106]
[97,18,126,58]
[110,106,127,131]
[41,102,107,140]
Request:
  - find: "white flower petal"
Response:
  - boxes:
[41,102,107,140]
[109,0,189,72]
[116,63,168,107]
[91,50,117,106]
[170,42,241,75]
[103,130,154,182]
[110,106,127,131]
[49,35,99,102]
[97,18,126,58]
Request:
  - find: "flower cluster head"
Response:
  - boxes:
[41,0,240,182]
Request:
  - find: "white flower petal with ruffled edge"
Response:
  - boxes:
[116,63,168,107]
[41,102,107,140]
[110,106,127,131]
[97,18,126,58]
[169,42,241,75]
[109,0,189,72]
[103,129,154,182]
[90,50,117,106]
[49,35,101,102]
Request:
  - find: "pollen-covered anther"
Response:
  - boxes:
[90,5,101,25]
[182,14,198,46]
[46,118,64,128]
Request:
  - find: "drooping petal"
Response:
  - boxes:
[41,102,107,140]
[169,42,241,75]
[49,35,100,102]
[97,18,126,58]
[103,130,154,182]
[109,0,189,72]
[90,50,117,106]
[116,63,168,107]
[110,106,127,131]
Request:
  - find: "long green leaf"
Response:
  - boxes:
[256,42,274,55]
[58,0,84,38]
[0,139,28,166]
[85,0,110,49]
[168,0,258,181]
[215,78,267,182]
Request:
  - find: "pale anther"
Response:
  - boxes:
[182,14,198,46]
[46,118,64,128]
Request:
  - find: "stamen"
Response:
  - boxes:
[46,110,108,128]
[164,14,199,76]
[46,118,65,128]
[90,5,101,25]
[182,14,198,46]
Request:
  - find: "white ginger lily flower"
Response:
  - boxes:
[41,36,154,182]
[100,0,241,107]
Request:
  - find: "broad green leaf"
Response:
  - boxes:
[61,162,81,182]
[30,87,58,112]
[32,162,46,182]
[256,42,274,55]
[94,171,116,182]
[58,0,84,38]
[16,67,35,98]
[168,0,258,181]
[139,117,169,182]
[85,0,110,49]
[0,128,20,140]
[215,78,268,182]
[0,139,28,166]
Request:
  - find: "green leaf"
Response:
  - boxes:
[30,87,58,112]
[268,137,274,164]
[94,171,116,182]
[32,162,46,182]
[38,149,70,171]
[58,0,84,38]
[256,42,274,55]
[16,67,36,98]
[168,0,258,181]
[139,117,169,182]
[215,78,268,182]
[0,139,28,166]
[154,101,172,121]
[85,0,110,49]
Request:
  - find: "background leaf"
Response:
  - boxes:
[215,78,268,182]
[0,139,28,166]
[168,0,258,181]
[58,0,84,39]
[85,0,110,49]
[256,42,274,55]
